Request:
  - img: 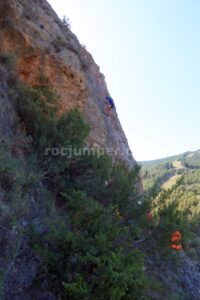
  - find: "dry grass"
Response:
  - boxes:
[162,175,182,190]
[172,160,185,169]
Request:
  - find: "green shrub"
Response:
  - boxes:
[17,85,58,153]
[62,275,88,300]
[14,81,147,298]
[17,81,89,154]
[16,82,141,208]
[0,142,40,191]
[15,84,90,192]
[69,154,140,211]
[151,187,192,260]
[0,146,21,191]
[30,191,146,299]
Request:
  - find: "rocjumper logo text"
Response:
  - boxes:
[45,146,133,159]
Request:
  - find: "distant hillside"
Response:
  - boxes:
[141,151,190,168]
[142,148,200,192]
[182,150,200,168]
[141,149,200,300]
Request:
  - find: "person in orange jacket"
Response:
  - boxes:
[170,230,182,250]
[146,210,153,221]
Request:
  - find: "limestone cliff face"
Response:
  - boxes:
[0,0,135,167]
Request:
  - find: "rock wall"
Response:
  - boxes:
[0,0,136,167]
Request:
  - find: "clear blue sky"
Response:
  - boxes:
[48,0,200,161]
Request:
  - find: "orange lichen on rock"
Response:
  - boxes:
[0,0,136,167]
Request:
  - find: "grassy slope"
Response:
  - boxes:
[141,150,200,299]
[141,151,191,169]
[142,150,200,191]
[161,174,182,190]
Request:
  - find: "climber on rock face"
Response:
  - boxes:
[104,96,115,116]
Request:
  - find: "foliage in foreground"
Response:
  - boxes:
[12,81,147,298]
[2,58,200,299]
[31,191,146,299]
